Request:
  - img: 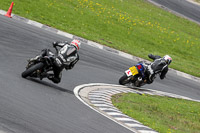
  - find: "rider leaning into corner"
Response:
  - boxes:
[145,54,172,84]
[30,39,81,84]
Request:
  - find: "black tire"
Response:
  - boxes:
[21,62,44,78]
[119,74,130,85]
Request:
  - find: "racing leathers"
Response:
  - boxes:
[146,54,168,84]
[35,41,79,83]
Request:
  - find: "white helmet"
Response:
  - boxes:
[70,39,81,50]
[163,55,172,65]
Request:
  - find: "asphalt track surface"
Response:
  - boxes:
[0,2,200,133]
[151,0,200,23]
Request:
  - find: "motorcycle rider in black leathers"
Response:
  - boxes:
[145,54,172,84]
[30,39,81,83]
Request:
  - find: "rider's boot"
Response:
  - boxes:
[40,73,49,80]
[47,74,60,84]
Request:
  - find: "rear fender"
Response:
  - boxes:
[125,69,132,77]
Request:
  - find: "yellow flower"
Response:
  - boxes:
[96,3,101,6]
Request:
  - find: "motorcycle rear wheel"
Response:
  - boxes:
[21,62,44,78]
[119,74,130,85]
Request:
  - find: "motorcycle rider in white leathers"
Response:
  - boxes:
[31,39,81,83]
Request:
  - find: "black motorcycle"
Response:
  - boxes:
[21,47,58,79]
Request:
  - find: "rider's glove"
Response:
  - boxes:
[52,42,58,47]
[65,64,74,70]
[148,54,153,58]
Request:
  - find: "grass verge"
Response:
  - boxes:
[112,93,200,133]
[194,0,200,4]
[0,0,200,77]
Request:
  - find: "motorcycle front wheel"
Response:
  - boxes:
[119,74,130,85]
[21,62,44,78]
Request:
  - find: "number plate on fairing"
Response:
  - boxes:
[125,66,139,77]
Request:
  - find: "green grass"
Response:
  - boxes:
[194,0,200,3]
[112,93,200,133]
[1,0,200,77]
